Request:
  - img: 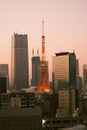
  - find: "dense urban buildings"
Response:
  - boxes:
[0,91,35,109]
[0,22,87,130]
[52,52,76,91]
[83,65,87,92]
[11,33,29,90]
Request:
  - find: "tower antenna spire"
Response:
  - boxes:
[32,48,34,56]
[37,49,39,56]
[42,17,44,36]
[41,17,46,62]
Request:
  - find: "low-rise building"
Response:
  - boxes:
[1,91,35,109]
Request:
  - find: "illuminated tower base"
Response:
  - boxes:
[37,61,52,93]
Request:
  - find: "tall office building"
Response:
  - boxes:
[83,65,87,92]
[52,52,76,90]
[11,33,29,90]
[0,64,9,92]
[31,55,40,87]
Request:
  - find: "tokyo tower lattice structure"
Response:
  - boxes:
[37,20,52,93]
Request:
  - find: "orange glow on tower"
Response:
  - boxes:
[37,20,52,93]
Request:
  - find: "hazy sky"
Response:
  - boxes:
[0,0,87,80]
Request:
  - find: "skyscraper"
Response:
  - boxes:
[31,55,40,87]
[11,33,29,90]
[83,65,87,92]
[52,52,76,90]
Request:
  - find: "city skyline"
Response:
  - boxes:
[0,0,87,81]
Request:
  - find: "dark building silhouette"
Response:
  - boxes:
[31,56,40,87]
[0,77,7,93]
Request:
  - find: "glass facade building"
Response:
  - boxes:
[11,33,29,89]
[52,52,76,90]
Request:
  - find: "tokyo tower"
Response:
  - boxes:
[37,20,52,93]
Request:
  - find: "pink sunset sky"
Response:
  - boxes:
[0,0,87,81]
